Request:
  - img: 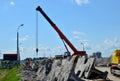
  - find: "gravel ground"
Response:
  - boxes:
[96,67,120,81]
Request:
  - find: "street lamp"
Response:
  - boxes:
[17,24,24,66]
[81,42,85,51]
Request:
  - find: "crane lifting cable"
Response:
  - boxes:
[36,11,39,55]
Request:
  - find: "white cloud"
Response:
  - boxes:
[13,35,29,42]
[19,35,29,42]
[19,44,66,59]
[71,31,120,57]
[10,30,120,59]
[9,37,120,59]
[10,1,15,6]
[71,30,85,40]
[74,0,89,5]
[102,38,120,50]
[86,37,120,57]
[72,31,85,36]
[38,45,65,57]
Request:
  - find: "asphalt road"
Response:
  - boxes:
[96,67,120,81]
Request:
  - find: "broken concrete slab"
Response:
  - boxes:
[75,56,87,78]
[20,56,109,81]
[84,58,108,79]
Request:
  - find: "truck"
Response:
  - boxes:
[110,50,120,76]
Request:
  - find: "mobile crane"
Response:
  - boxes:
[36,6,87,56]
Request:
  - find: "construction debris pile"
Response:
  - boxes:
[20,56,110,81]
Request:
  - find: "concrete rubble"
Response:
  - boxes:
[20,56,111,81]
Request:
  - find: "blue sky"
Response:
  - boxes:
[0,0,120,59]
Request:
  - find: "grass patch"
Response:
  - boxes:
[0,69,9,80]
[0,67,21,81]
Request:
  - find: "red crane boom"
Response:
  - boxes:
[36,6,87,56]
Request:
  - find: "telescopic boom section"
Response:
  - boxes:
[36,6,87,56]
